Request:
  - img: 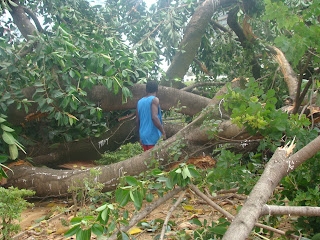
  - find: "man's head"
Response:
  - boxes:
[146,80,158,94]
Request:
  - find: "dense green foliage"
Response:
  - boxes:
[0,187,35,240]
[0,114,25,180]
[95,142,143,165]
[0,0,319,239]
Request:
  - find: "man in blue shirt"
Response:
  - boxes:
[136,81,166,151]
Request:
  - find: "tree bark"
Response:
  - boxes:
[8,84,211,125]
[9,0,38,39]
[27,120,184,166]
[223,136,320,240]
[261,205,320,217]
[164,0,237,87]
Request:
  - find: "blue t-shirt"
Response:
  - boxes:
[137,96,163,145]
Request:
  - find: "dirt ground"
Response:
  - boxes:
[8,160,294,240]
[11,191,294,240]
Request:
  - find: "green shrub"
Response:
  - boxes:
[0,187,35,240]
[95,142,143,165]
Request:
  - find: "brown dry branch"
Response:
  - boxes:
[159,190,187,240]
[108,187,185,240]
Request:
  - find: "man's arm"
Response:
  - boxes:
[151,97,166,139]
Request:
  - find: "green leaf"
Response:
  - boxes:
[182,167,192,179]
[91,223,104,236]
[125,176,138,186]
[119,219,129,226]
[115,188,130,207]
[76,229,91,240]
[0,117,6,123]
[0,155,9,163]
[189,218,202,227]
[1,124,15,132]
[212,226,227,235]
[188,167,200,178]
[71,217,83,225]
[0,166,8,179]
[64,225,80,237]
[69,70,75,78]
[130,190,143,210]
[151,169,163,176]
[146,192,154,202]
[9,144,18,160]
[101,208,110,222]
[2,132,15,144]
[121,231,130,240]
[96,203,107,212]
[8,0,18,7]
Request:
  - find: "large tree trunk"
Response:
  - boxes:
[12,84,210,165]
[5,119,247,197]
[28,120,184,166]
[5,82,248,197]
[8,84,211,124]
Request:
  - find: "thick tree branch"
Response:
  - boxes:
[261,205,320,217]
[227,8,261,79]
[189,184,298,238]
[181,81,225,92]
[7,84,211,125]
[22,7,44,33]
[164,0,237,87]
[5,81,244,196]
[292,52,313,114]
[223,136,320,240]
[211,19,232,33]
[9,0,38,39]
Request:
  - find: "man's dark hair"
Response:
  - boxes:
[146,80,158,93]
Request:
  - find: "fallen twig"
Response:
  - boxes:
[159,190,186,240]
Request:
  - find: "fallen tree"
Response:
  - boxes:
[26,118,184,166]
[5,81,251,196]
[8,84,211,125]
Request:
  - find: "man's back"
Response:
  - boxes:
[137,96,162,145]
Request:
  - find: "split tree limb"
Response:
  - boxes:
[269,46,298,100]
[223,136,320,240]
